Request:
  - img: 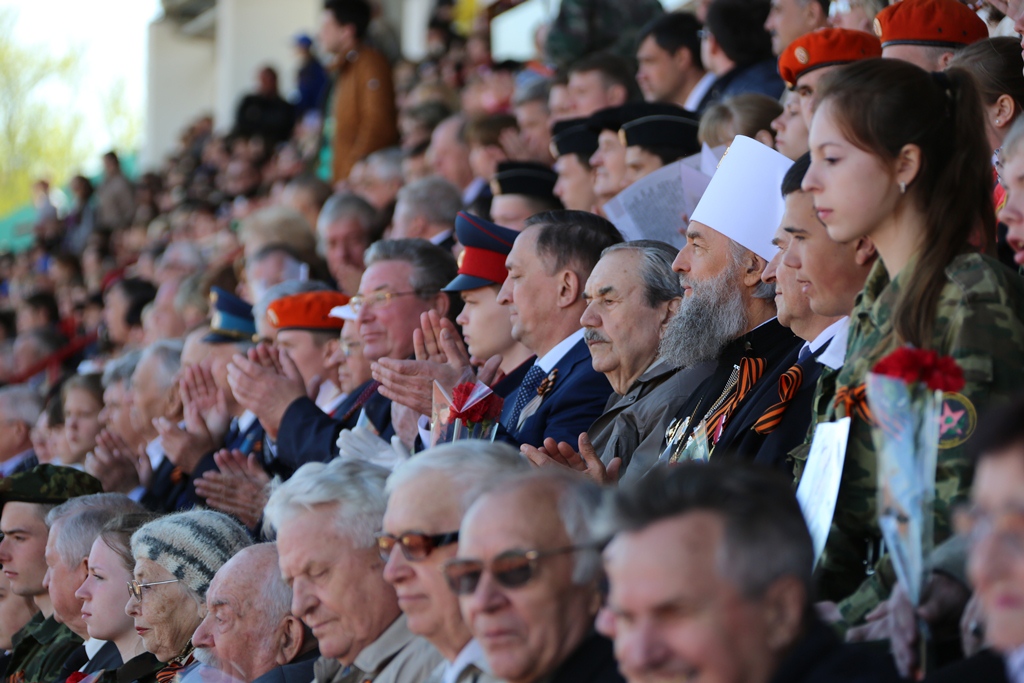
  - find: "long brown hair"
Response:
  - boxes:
[950,37,1024,118]
[815,58,995,348]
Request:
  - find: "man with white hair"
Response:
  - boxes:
[446,470,618,683]
[356,148,405,211]
[0,386,44,476]
[382,443,529,683]
[193,543,320,683]
[660,137,800,462]
[264,459,442,683]
[316,193,378,295]
[45,493,142,678]
[390,177,461,252]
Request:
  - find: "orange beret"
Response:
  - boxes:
[778,28,882,88]
[267,291,350,331]
[874,0,988,49]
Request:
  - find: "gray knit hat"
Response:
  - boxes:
[131,510,252,600]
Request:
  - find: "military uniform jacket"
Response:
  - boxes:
[588,358,715,485]
[6,612,82,683]
[812,254,1024,623]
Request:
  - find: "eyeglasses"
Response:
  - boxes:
[349,290,432,314]
[954,503,1024,558]
[127,578,181,602]
[376,531,460,562]
[442,544,599,595]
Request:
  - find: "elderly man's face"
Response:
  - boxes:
[382,472,466,648]
[356,261,438,362]
[277,507,399,664]
[129,355,171,439]
[456,487,598,683]
[193,560,281,681]
[0,502,50,598]
[323,217,369,284]
[673,222,736,295]
[42,522,88,636]
[968,450,1024,653]
[581,250,676,394]
[127,558,204,663]
[603,513,780,683]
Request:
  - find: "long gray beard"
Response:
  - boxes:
[659,266,748,369]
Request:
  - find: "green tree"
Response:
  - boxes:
[102,77,143,154]
[0,9,88,215]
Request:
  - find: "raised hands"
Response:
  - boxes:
[226,343,309,439]
[87,429,147,493]
[521,432,621,486]
[180,362,231,444]
[194,449,272,530]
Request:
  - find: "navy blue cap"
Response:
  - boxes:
[550,118,599,161]
[294,34,313,48]
[587,102,695,133]
[621,112,701,157]
[203,287,257,343]
[490,161,559,202]
[444,212,519,292]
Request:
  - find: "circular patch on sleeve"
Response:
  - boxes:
[938,392,977,450]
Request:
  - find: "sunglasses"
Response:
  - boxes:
[127,578,180,602]
[442,544,598,595]
[376,531,460,562]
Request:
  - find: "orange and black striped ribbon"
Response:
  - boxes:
[155,651,195,683]
[833,383,873,424]
[706,356,766,444]
[753,363,805,435]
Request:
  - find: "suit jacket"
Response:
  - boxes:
[252,648,319,683]
[588,358,715,485]
[83,641,123,676]
[185,417,266,509]
[277,386,394,470]
[492,359,535,400]
[499,339,613,448]
[549,633,623,683]
[923,649,1008,683]
[768,619,901,683]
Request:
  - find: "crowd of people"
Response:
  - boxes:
[4,0,1024,681]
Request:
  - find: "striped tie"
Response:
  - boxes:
[341,380,382,423]
[705,356,766,445]
[753,363,804,435]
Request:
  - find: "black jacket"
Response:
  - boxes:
[251,649,320,683]
[923,649,1008,683]
[769,619,902,683]
[549,633,623,683]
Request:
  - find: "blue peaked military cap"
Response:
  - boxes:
[203,287,257,343]
[444,212,519,292]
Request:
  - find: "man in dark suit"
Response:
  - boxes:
[496,211,622,448]
[601,463,901,683]
[194,543,319,683]
[0,386,42,478]
[229,239,458,461]
[451,469,623,683]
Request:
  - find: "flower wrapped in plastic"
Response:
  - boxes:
[867,347,965,607]
[430,371,504,446]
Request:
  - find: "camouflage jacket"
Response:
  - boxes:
[6,612,82,683]
[810,254,1024,625]
[545,0,664,70]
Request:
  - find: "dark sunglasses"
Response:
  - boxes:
[442,544,597,595]
[376,530,460,562]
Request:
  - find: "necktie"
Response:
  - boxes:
[753,363,805,435]
[798,343,812,363]
[224,418,241,449]
[341,381,381,423]
[507,365,547,430]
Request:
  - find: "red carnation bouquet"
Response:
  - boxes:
[430,369,504,446]
[866,346,964,634]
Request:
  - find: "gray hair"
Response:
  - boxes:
[600,240,683,307]
[253,279,333,330]
[173,273,209,316]
[477,470,603,585]
[47,493,142,567]
[218,543,293,640]
[364,147,404,183]
[317,192,377,237]
[729,240,775,300]
[101,349,143,389]
[158,242,206,274]
[263,459,390,548]
[137,339,184,392]
[394,176,462,229]
[0,385,44,427]
[364,239,458,301]
[513,78,551,108]
[386,442,530,514]
[597,463,814,604]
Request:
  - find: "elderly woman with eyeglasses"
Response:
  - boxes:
[124,510,251,680]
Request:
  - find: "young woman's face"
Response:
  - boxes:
[63,388,103,463]
[76,539,138,646]
[802,100,902,245]
[998,150,1024,267]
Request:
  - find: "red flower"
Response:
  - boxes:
[872,346,965,393]
[449,382,503,424]
[66,673,88,683]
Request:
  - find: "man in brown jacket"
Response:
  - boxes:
[319,0,398,183]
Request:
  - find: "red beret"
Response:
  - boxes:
[267,291,350,331]
[778,28,882,88]
[874,0,988,49]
